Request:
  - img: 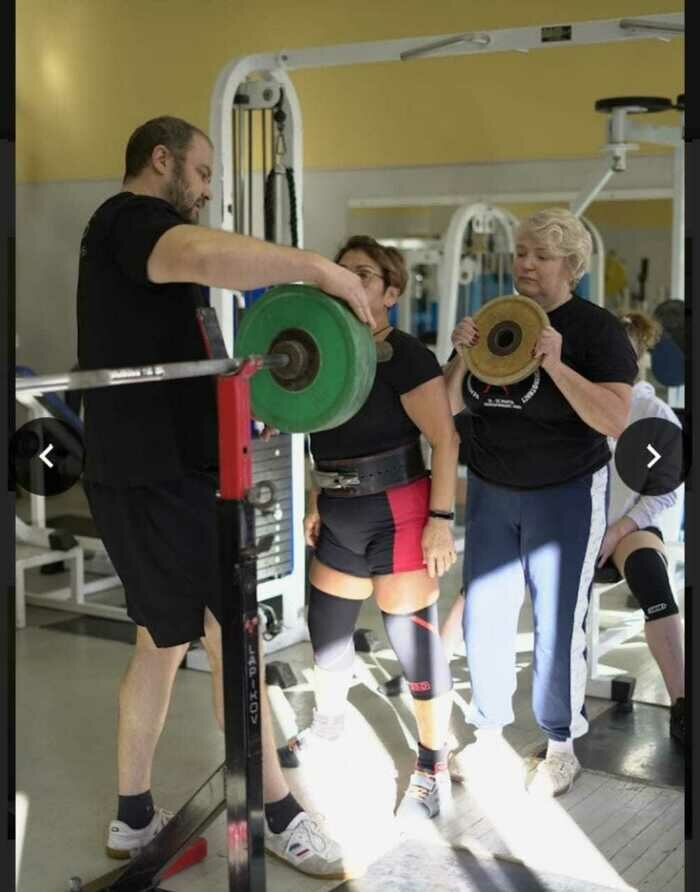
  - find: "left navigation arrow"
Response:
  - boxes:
[11,419,85,496]
[39,444,55,468]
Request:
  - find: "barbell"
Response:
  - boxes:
[16,285,383,434]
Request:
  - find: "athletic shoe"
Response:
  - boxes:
[106,808,173,859]
[378,674,407,697]
[286,710,345,766]
[265,811,355,879]
[670,697,686,746]
[527,752,581,797]
[396,769,452,821]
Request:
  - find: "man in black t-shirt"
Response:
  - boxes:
[80,115,373,879]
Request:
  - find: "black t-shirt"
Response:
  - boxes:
[310,328,442,461]
[77,193,218,486]
[456,295,637,489]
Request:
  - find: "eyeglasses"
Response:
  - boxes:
[342,265,387,288]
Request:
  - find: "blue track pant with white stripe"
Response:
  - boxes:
[462,467,608,741]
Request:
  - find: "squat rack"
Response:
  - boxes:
[16,331,288,891]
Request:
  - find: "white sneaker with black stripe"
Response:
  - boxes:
[396,769,453,822]
[106,808,173,859]
[265,811,356,879]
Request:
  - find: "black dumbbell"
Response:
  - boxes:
[353,628,381,653]
[265,661,298,689]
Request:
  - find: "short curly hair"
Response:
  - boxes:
[516,208,593,285]
[334,235,409,295]
[619,311,662,358]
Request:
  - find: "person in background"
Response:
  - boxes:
[596,311,685,745]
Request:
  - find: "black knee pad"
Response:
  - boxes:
[381,603,453,700]
[307,584,363,671]
[623,548,679,621]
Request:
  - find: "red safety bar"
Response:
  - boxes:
[216,359,263,500]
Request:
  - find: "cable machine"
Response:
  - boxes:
[197,69,309,663]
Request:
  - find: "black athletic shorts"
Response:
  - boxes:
[594,524,664,584]
[315,476,430,578]
[84,471,222,647]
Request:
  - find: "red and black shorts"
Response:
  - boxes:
[315,476,430,578]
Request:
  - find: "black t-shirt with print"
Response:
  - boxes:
[456,296,637,489]
[310,328,442,462]
[77,192,218,486]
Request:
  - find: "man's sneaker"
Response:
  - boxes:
[286,710,345,766]
[527,752,581,797]
[396,769,452,821]
[265,811,355,879]
[106,808,173,859]
[670,697,686,746]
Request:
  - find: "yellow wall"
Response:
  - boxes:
[349,200,673,240]
[503,200,673,229]
[17,0,683,182]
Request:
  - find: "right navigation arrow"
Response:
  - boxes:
[646,444,661,469]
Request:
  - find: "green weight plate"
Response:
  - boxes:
[234,285,377,433]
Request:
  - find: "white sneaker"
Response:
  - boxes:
[265,811,356,879]
[396,769,453,821]
[527,752,581,797]
[286,711,346,766]
[106,808,173,859]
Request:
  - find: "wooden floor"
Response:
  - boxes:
[331,772,684,892]
[444,770,683,891]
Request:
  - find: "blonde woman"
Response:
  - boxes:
[443,209,637,796]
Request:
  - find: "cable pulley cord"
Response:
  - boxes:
[263,90,298,248]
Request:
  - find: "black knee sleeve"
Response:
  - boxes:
[623,548,679,621]
[307,585,363,671]
[381,603,453,700]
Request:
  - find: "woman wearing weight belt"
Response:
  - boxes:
[442,208,637,797]
[294,235,460,823]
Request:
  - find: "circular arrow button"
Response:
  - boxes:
[11,419,85,496]
[614,417,687,497]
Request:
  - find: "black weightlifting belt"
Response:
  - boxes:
[313,441,427,497]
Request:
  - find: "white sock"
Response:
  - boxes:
[311,710,345,740]
[547,738,574,757]
[313,664,353,717]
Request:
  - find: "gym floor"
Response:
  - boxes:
[15,487,685,892]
